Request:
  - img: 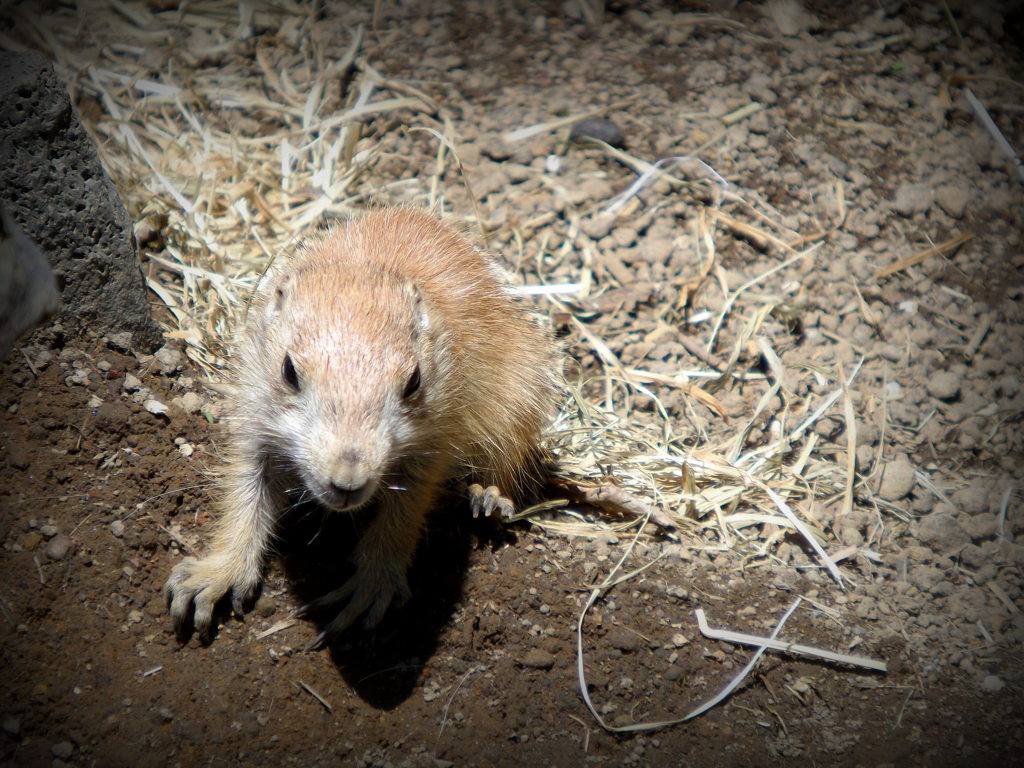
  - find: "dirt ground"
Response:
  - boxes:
[2,1,1023,766]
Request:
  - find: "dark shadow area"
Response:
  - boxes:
[276,486,518,710]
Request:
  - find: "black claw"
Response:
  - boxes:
[305,631,327,652]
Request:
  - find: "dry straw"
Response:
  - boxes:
[16,1,880,728]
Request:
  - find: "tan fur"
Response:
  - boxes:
[165,209,557,642]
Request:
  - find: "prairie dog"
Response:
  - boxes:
[165,209,557,643]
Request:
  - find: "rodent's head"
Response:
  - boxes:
[248,261,444,513]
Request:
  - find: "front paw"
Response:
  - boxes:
[301,560,411,646]
[164,556,259,643]
[468,483,516,521]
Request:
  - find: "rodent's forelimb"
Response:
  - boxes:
[165,450,279,642]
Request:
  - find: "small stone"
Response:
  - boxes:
[110,520,125,538]
[44,534,74,561]
[65,368,92,387]
[144,399,169,417]
[916,511,966,551]
[178,391,204,414]
[18,531,42,550]
[935,184,969,218]
[894,183,933,216]
[106,332,134,353]
[178,443,194,458]
[926,371,960,400]
[51,741,74,759]
[123,373,142,393]
[581,215,615,240]
[153,345,184,374]
[39,523,59,539]
[6,446,29,470]
[953,483,990,515]
[980,674,1005,693]
[961,514,998,542]
[763,0,819,36]
[521,649,556,670]
[254,596,276,618]
[606,627,643,653]
[877,454,916,501]
[908,564,942,592]
[569,117,626,148]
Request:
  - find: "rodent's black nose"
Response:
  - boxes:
[327,480,374,511]
[329,481,362,497]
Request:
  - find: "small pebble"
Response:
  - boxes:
[521,649,556,670]
[144,399,169,416]
[51,741,74,759]
[106,331,134,353]
[5,446,30,470]
[44,534,74,561]
[877,454,916,501]
[980,674,1005,693]
[926,371,960,401]
[935,184,969,218]
[894,182,933,216]
[569,117,626,148]
[606,627,643,653]
[110,520,125,538]
[153,345,184,374]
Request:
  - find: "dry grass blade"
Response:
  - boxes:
[873,232,974,279]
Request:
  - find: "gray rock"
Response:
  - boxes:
[6,445,29,470]
[935,183,969,218]
[569,117,626,148]
[606,627,643,652]
[916,511,966,551]
[0,51,160,350]
[877,454,916,501]
[908,564,942,592]
[925,371,960,400]
[152,345,184,374]
[0,204,60,358]
[521,649,556,670]
[44,533,74,560]
[763,0,820,36]
[51,741,74,759]
[109,519,125,538]
[980,674,1005,693]
[953,482,989,515]
[961,514,998,542]
[106,331,134,353]
[1,716,19,735]
[894,183,933,216]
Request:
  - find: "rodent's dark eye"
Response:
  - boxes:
[402,365,421,400]
[282,354,300,392]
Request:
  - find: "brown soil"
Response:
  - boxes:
[2,1,1023,767]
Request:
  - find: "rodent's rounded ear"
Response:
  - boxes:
[405,281,430,338]
[266,274,292,318]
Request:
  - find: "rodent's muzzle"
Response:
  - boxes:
[320,478,377,512]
